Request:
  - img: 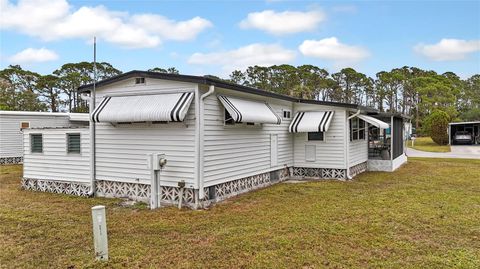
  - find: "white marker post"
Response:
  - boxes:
[91,205,108,261]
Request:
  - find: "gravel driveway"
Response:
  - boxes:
[407,145,480,159]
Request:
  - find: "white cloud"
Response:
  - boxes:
[9,48,59,64]
[414,39,480,61]
[131,15,212,41]
[0,0,212,48]
[299,37,369,65]
[188,43,296,73]
[239,10,325,35]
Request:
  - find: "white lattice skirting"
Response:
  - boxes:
[21,167,291,209]
[291,167,347,179]
[204,167,290,205]
[22,178,91,196]
[349,162,368,177]
[95,180,197,207]
[1,156,23,165]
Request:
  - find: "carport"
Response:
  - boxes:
[448,121,480,145]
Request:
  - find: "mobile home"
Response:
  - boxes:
[21,71,408,208]
[0,111,88,164]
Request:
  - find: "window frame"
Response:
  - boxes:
[282,109,292,119]
[306,132,325,142]
[350,117,367,141]
[30,133,43,153]
[135,77,146,85]
[66,133,81,154]
[223,108,260,128]
[20,121,30,129]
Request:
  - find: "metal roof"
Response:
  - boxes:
[23,126,89,130]
[0,111,89,121]
[449,121,480,125]
[77,70,378,111]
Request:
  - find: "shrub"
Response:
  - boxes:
[424,110,450,145]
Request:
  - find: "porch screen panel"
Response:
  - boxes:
[392,117,403,159]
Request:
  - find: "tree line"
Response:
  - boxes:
[1,62,478,133]
[229,65,479,130]
[0,64,179,113]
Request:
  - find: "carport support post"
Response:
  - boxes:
[448,124,451,145]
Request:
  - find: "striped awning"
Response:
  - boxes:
[289,111,334,133]
[357,115,389,129]
[92,92,194,123]
[218,95,281,124]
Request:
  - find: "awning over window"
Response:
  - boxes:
[357,114,389,129]
[218,95,281,124]
[92,92,194,123]
[289,111,334,133]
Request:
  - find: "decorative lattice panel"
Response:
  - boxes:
[161,186,195,204]
[1,157,23,165]
[21,178,91,196]
[292,167,346,180]
[349,162,368,178]
[211,168,289,202]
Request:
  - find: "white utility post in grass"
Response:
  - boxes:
[91,205,108,261]
[411,136,416,147]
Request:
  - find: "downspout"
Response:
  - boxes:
[346,110,361,180]
[88,38,97,197]
[198,85,215,199]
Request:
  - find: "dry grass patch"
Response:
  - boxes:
[407,137,451,152]
[1,159,479,268]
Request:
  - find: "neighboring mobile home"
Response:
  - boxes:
[21,71,408,208]
[0,111,88,164]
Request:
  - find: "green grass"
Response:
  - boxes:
[1,159,479,268]
[407,137,451,152]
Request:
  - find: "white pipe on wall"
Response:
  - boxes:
[198,85,215,200]
[88,37,97,197]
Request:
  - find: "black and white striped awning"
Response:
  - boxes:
[92,92,194,123]
[289,111,334,133]
[218,95,281,124]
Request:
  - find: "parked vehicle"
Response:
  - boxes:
[454,131,473,144]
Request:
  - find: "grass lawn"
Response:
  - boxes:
[1,159,479,268]
[407,137,451,152]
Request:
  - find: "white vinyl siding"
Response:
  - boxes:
[23,128,90,182]
[0,114,72,159]
[202,87,294,187]
[293,104,347,169]
[93,78,197,188]
[349,139,368,166]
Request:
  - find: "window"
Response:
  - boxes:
[224,108,235,125]
[67,133,81,153]
[359,120,365,140]
[135,77,145,84]
[307,132,324,141]
[21,122,30,128]
[350,118,366,141]
[283,110,291,119]
[31,134,43,153]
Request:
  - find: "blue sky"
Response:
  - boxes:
[1,0,479,78]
